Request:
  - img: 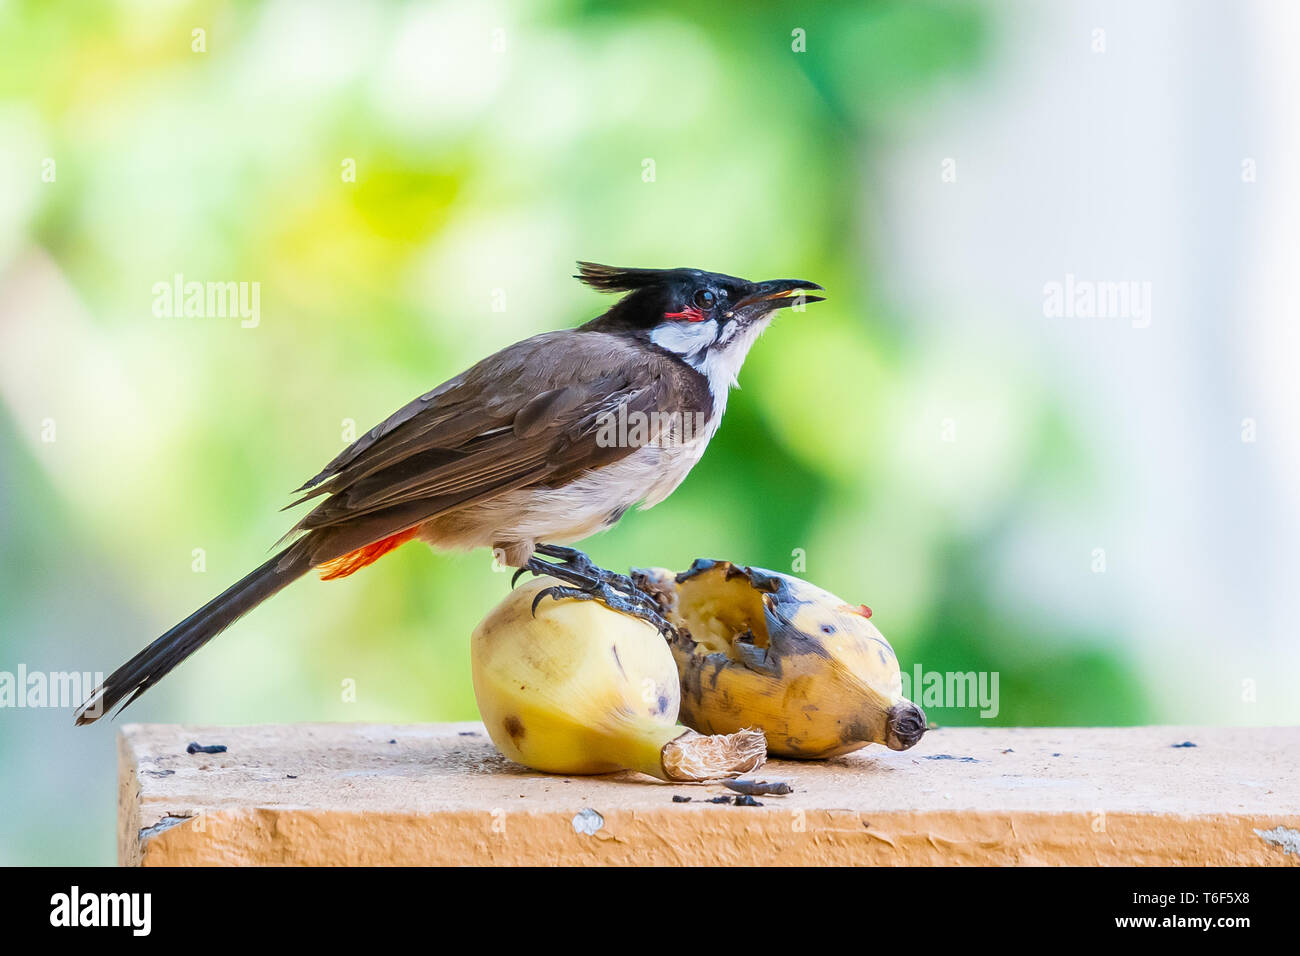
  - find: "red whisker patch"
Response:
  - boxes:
[664,306,707,322]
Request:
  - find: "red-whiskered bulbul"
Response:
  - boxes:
[74,262,824,724]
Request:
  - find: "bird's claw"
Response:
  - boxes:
[520,545,677,638]
[531,583,676,638]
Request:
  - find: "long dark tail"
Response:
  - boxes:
[74,544,312,725]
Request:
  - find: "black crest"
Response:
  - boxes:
[575,262,690,293]
[574,261,768,335]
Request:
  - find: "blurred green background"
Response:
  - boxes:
[3,0,1296,864]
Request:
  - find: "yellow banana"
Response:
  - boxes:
[471,576,766,781]
[635,560,927,759]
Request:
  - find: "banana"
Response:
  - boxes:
[471,576,767,781]
[634,560,927,759]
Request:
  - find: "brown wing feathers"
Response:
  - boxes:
[74,328,707,724]
[286,333,701,568]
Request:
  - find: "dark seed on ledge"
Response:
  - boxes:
[186,742,227,755]
[726,779,793,796]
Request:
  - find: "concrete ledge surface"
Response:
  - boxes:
[117,722,1300,866]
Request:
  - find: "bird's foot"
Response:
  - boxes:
[513,544,676,637]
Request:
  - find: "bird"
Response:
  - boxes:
[73,261,824,725]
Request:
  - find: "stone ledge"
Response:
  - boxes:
[117,722,1300,865]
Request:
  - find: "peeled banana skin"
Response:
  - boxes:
[636,560,927,760]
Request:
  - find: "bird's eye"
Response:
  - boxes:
[693,289,716,310]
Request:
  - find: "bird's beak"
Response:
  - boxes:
[733,278,826,315]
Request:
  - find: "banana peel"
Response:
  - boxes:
[635,560,927,759]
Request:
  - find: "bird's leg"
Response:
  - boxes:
[512,544,676,637]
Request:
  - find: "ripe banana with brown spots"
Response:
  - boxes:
[634,560,927,759]
[471,576,767,781]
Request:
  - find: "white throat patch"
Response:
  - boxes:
[649,318,719,364]
[652,316,772,413]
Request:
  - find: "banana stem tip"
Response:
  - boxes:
[660,728,767,781]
